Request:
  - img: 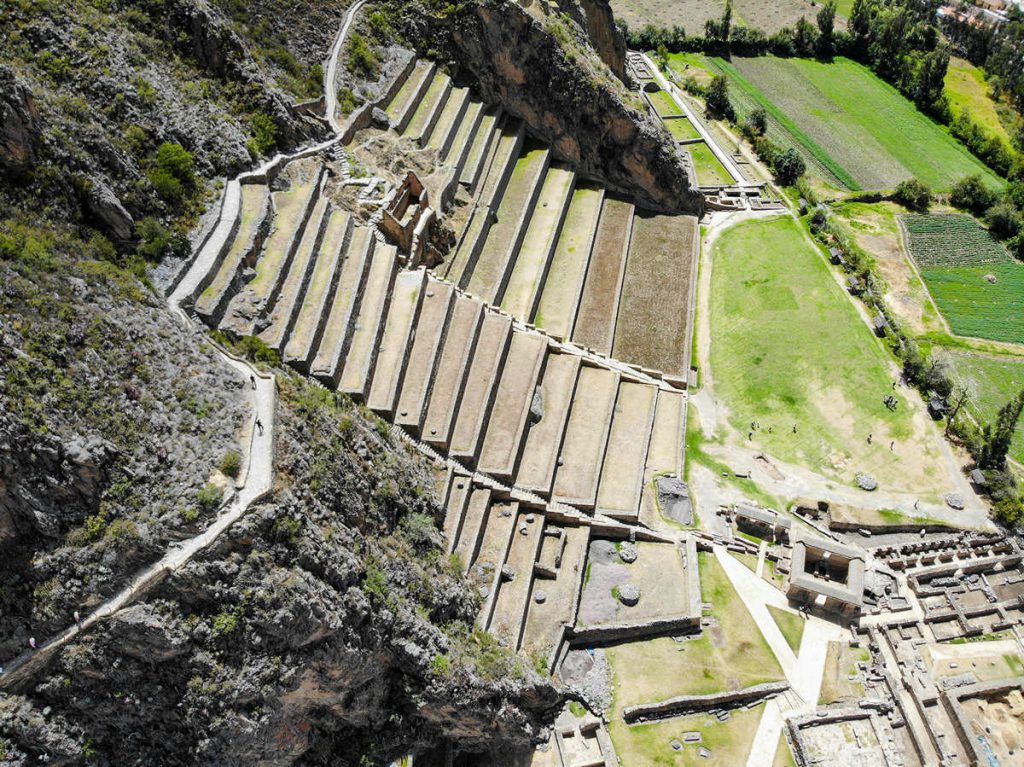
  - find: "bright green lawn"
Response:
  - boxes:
[688,141,733,186]
[648,88,684,117]
[709,216,945,494]
[767,605,805,654]
[716,56,1003,191]
[947,351,1024,465]
[920,263,1024,345]
[945,57,1016,146]
[665,117,702,141]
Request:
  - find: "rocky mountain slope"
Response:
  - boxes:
[1,0,696,762]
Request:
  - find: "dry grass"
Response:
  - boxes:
[612,212,697,377]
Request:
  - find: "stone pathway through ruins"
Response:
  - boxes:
[0,0,369,693]
[714,545,847,767]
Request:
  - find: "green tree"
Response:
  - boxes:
[793,16,819,57]
[816,0,837,57]
[705,74,734,120]
[744,106,767,136]
[950,174,997,214]
[248,112,278,156]
[986,200,1022,239]
[893,178,931,211]
[912,46,950,113]
[773,148,806,185]
[979,390,1024,470]
[849,0,874,49]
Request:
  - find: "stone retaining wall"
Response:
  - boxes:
[622,680,790,724]
[569,614,700,646]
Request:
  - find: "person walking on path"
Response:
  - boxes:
[792,424,798,434]
[867,433,873,445]
[250,374,256,390]
[255,417,264,436]
[74,611,81,627]
[29,637,36,650]
[890,441,894,451]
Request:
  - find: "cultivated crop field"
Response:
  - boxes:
[715,56,1003,191]
[901,214,1024,344]
[901,214,1011,267]
[611,0,831,35]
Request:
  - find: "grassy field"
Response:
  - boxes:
[945,57,1017,146]
[665,117,702,141]
[715,56,1003,191]
[688,141,733,186]
[611,0,829,34]
[608,704,765,766]
[946,351,1024,465]
[648,87,684,117]
[773,734,798,767]
[667,52,715,89]
[708,216,947,495]
[767,605,804,654]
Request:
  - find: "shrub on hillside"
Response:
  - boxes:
[705,74,734,121]
[218,449,241,479]
[248,112,278,157]
[893,178,931,211]
[346,32,380,79]
[196,483,223,513]
[985,201,1022,239]
[950,175,997,215]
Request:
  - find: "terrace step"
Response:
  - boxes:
[366,268,428,418]
[501,163,577,320]
[571,197,634,355]
[551,365,620,510]
[453,486,493,572]
[639,389,686,529]
[595,381,658,522]
[468,144,551,305]
[258,197,331,352]
[459,107,502,194]
[282,209,354,371]
[337,243,400,401]
[488,509,547,649]
[472,498,520,628]
[476,331,549,482]
[478,119,526,210]
[394,281,456,435]
[421,295,485,451]
[448,312,513,465]
[402,70,452,147]
[521,524,590,662]
[532,183,604,339]
[442,100,485,170]
[220,165,325,338]
[425,86,471,158]
[514,352,582,497]
[386,60,435,133]
[194,184,271,325]
[443,473,474,554]
[444,203,494,289]
[309,226,375,386]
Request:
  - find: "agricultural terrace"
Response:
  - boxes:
[708,216,948,496]
[945,57,1018,147]
[946,351,1024,465]
[688,141,732,186]
[665,117,701,142]
[611,0,835,35]
[902,214,1024,345]
[646,87,684,118]
[612,212,697,377]
[714,56,1003,191]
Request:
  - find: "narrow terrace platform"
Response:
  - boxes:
[309,227,374,385]
[394,281,455,434]
[515,352,581,497]
[501,163,576,320]
[551,365,619,509]
[448,312,512,464]
[476,331,548,482]
[337,243,398,400]
[532,183,604,340]
[453,486,493,570]
[282,208,352,370]
[442,473,473,553]
[522,524,590,662]
[639,389,686,529]
[366,268,427,417]
[572,197,634,355]
[595,381,658,521]
[488,508,546,648]
[421,295,484,450]
[384,60,433,130]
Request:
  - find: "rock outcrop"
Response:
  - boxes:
[0,67,39,175]
[409,0,702,214]
[555,0,627,78]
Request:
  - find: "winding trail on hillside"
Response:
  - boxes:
[0,0,369,692]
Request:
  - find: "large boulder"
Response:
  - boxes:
[0,66,40,175]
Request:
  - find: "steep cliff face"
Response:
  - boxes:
[394,0,701,214]
[0,377,559,765]
[555,0,627,79]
